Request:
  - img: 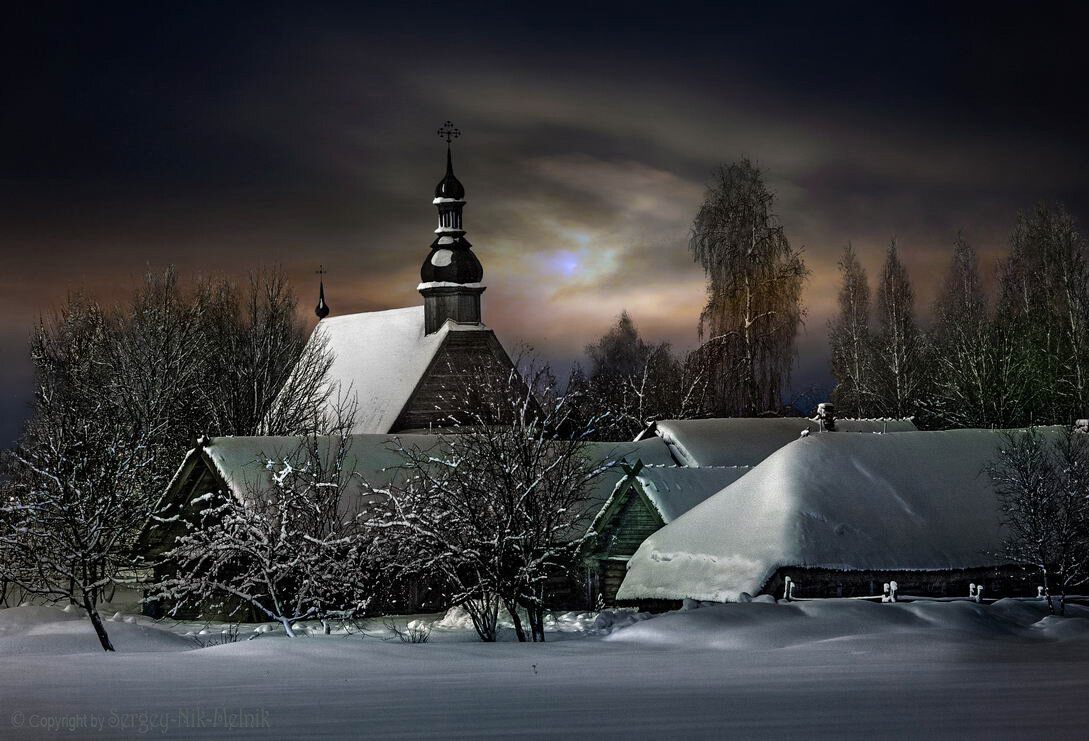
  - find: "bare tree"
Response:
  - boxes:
[196,269,333,436]
[924,234,1029,428]
[153,431,375,636]
[689,159,808,416]
[988,427,1089,614]
[828,244,874,417]
[573,311,710,440]
[997,204,1089,425]
[872,240,925,419]
[0,268,335,650]
[372,363,612,642]
[0,298,158,651]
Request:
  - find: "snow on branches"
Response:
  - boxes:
[988,427,1089,614]
[371,362,613,642]
[153,433,377,636]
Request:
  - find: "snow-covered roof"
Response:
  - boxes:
[171,433,676,520]
[617,428,1061,603]
[314,306,490,434]
[653,417,918,467]
[631,466,751,524]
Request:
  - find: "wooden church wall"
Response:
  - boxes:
[391,330,513,432]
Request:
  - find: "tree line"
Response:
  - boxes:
[829,204,1089,428]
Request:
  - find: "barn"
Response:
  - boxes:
[616,428,1066,606]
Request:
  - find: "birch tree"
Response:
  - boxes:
[0,268,334,650]
[828,244,874,417]
[689,159,808,416]
[872,240,924,418]
[997,205,1089,425]
[926,235,998,427]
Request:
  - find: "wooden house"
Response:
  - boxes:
[583,465,749,605]
[142,433,676,617]
[617,428,1066,606]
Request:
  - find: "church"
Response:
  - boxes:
[307,122,515,433]
[146,127,1052,619]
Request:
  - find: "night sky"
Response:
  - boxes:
[2,2,1088,443]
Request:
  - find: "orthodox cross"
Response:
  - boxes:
[315,264,327,279]
[437,121,461,144]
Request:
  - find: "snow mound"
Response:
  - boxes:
[0,606,195,656]
[619,428,1064,602]
[606,599,1089,650]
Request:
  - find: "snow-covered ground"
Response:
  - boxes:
[3,599,1089,738]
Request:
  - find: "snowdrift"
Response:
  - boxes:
[605,598,1089,650]
[0,606,193,656]
[617,428,1062,603]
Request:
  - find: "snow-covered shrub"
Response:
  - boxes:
[191,623,242,648]
[988,427,1089,614]
[153,432,379,636]
[383,617,432,644]
[371,360,612,642]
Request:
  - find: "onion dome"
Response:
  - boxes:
[421,241,482,283]
[420,122,486,334]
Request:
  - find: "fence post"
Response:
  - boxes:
[783,576,793,602]
[969,583,977,600]
[882,583,891,602]
[889,581,898,603]
[974,584,983,603]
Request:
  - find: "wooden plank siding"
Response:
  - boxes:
[391,329,515,433]
[585,483,666,605]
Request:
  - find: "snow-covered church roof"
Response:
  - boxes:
[312,305,497,434]
[652,417,918,467]
[617,428,1061,603]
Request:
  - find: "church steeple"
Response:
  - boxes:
[419,122,485,334]
[315,265,330,320]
